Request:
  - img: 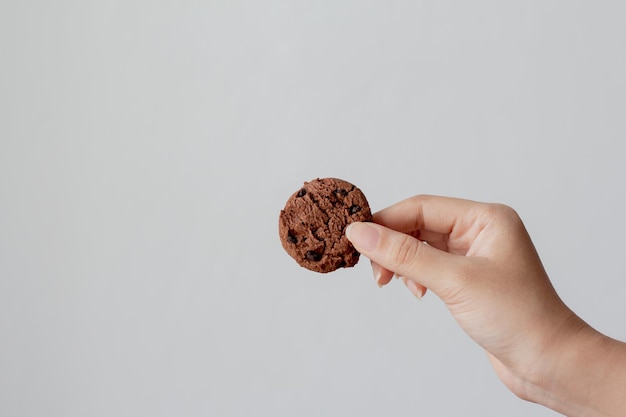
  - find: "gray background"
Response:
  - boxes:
[1,1,625,416]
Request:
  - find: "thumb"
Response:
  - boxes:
[346,222,464,298]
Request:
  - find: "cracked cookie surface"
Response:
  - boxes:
[278,178,372,273]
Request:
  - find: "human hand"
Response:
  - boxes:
[346,195,626,416]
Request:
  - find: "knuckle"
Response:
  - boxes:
[492,203,519,218]
[484,203,524,228]
[387,234,421,268]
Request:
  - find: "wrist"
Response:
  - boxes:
[526,315,626,416]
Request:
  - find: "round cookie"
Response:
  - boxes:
[278,178,373,273]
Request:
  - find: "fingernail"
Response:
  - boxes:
[372,262,383,287]
[405,279,424,300]
[346,222,380,252]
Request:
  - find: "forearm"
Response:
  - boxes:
[528,322,626,417]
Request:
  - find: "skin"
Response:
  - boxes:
[345,195,626,417]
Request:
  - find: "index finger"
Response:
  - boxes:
[373,194,482,236]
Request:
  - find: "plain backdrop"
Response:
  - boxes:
[1,1,625,416]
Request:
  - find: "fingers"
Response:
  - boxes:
[372,261,428,298]
[373,194,479,236]
[351,195,482,296]
[347,222,465,298]
[400,275,427,299]
[371,261,393,287]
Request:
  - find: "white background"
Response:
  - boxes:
[1,1,625,416]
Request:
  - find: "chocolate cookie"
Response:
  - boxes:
[278,178,373,273]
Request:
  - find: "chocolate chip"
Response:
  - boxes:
[287,234,297,244]
[305,250,322,262]
[311,228,321,240]
[335,188,348,197]
[350,205,361,214]
[338,260,347,268]
[297,188,306,197]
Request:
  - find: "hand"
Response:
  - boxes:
[346,195,626,417]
